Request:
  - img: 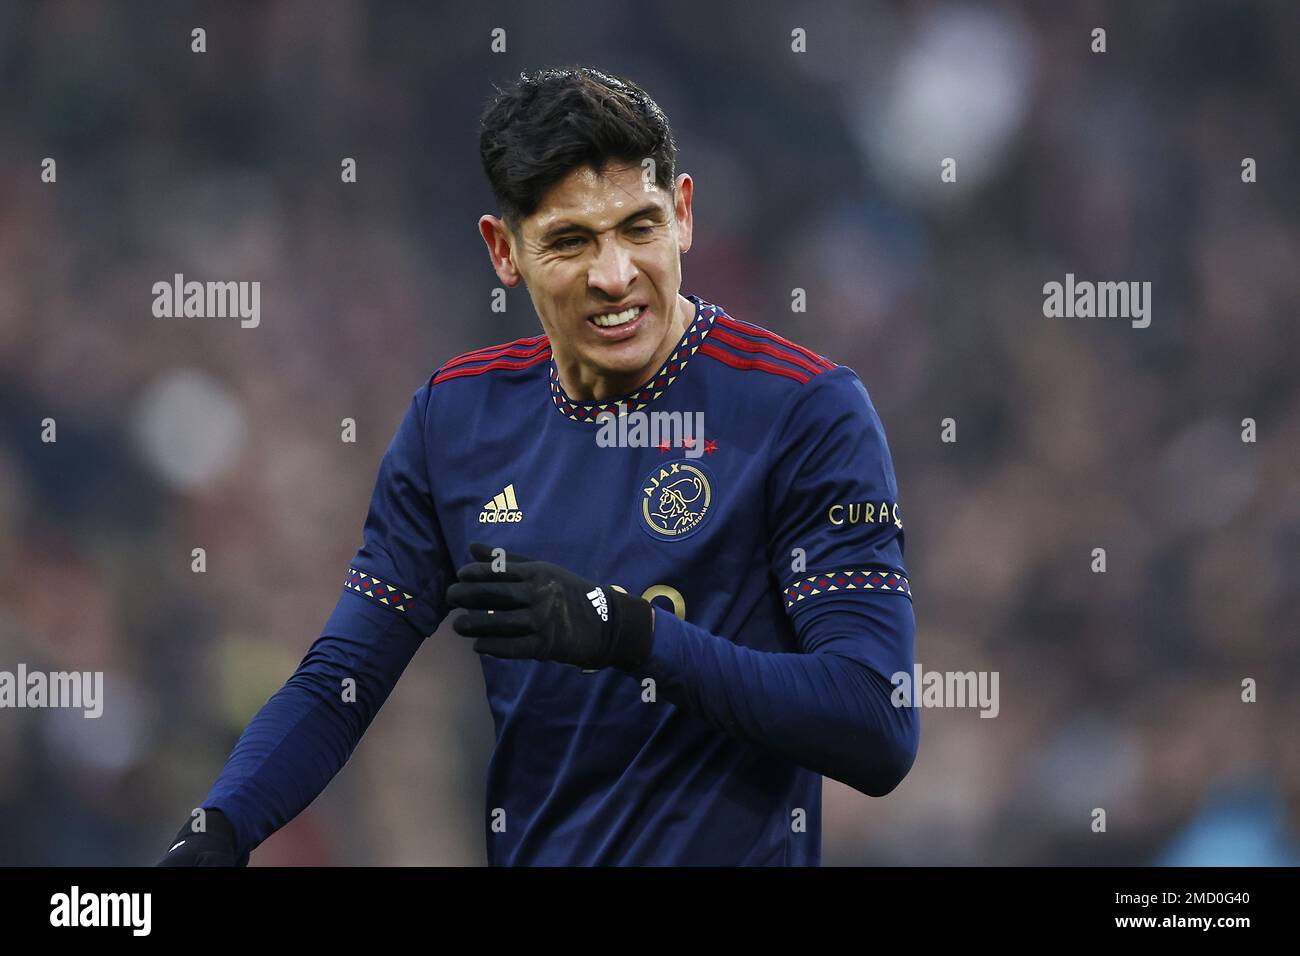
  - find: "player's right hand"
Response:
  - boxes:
[155,808,247,866]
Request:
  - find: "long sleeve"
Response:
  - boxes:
[640,364,918,797]
[643,596,918,796]
[202,382,455,860]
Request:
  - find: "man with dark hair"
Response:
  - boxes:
[159,66,917,867]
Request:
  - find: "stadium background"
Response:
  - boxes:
[1,0,1297,865]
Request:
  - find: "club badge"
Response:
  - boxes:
[639,460,714,541]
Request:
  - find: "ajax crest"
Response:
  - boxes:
[640,460,714,540]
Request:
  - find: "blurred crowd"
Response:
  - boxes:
[1,0,1297,865]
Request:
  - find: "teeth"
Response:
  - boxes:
[591,305,643,328]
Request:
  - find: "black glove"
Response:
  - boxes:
[446,543,654,671]
[155,808,248,867]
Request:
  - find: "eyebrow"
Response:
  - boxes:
[538,203,665,243]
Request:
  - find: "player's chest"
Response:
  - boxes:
[432,413,765,576]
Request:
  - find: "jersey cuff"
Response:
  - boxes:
[783,568,911,611]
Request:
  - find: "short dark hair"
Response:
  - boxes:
[479,66,678,235]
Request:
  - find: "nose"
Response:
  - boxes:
[587,235,638,296]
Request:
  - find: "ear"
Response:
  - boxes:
[478,215,523,287]
[672,173,694,255]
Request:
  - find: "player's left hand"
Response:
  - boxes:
[446,542,654,671]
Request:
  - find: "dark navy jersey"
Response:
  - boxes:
[205,293,918,866]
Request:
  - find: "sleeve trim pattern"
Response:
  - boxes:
[784,569,911,608]
[344,567,416,613]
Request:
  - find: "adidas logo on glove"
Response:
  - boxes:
[586,587,609,622]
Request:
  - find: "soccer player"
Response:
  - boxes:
[158,66,918,867]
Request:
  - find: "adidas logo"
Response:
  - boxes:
[586,587,609,622]
[479,483,524,523]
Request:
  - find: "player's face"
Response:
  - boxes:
[480,161,694,400]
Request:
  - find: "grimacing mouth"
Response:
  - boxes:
[587,303,649,328]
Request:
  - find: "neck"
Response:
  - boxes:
[555,294,692,401]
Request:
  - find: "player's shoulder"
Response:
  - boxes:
[697,299,862,402]
[698,303,839,384]
[426,333,552,391]
[694,298,883,439]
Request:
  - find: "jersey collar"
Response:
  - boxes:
[549,293,718,423]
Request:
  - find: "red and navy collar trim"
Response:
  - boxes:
[550,294,719,423]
